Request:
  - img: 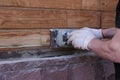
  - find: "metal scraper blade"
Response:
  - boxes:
[50,29,76,48]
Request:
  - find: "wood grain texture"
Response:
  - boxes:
[101,0,118,11]
[0,29,50,48]
[82,0,100,10]
[101,12,116,28]
[0,0,82,9]
[0,0,117,11]
[0,0,117,50]
[0,8,101,29]
[67,11,100,28]
[0,8,67,29]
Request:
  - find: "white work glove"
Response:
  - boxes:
[67,28,97,50]
[83,27,103,39]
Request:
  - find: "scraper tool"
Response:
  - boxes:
[50,29,76,48]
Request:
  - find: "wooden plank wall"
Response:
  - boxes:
[0,0,117,49]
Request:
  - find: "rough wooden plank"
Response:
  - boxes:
[101,0,118,11]
[82,0,100,10]
[0,8,102,29]
[67,11,100,28]
[101,12,116,28]
[0,29,50,48]
[0,9,67,29]
[0,0,82,9]
[0,0,117,11]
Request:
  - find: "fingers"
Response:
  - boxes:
[67,28,96,50]
[72,40,81,49]
[67,29,84,44]
[68,30,80,38]
[67,32,76,44]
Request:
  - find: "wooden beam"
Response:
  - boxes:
[0,0,117,11]
[100,0,118,11]
[0,29,50,48]
[101,12,116,28]
[82,0,100,10]
[67,11,100,28]
[0,0,82,9]
[0,8,100,29]
[0,8,67,29]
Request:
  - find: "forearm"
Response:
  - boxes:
[102,27,116,38]
[88,38,120,63]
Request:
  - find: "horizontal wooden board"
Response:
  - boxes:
[0,0,117,11]
[0,8,101,29]
[67,11,100,28]
[0,8,67,29]
[101,0,118,11]
[0,29,50,48]
[0,0,82,9]
[82,0,117,11]
[101,12,116,28]
[82,0,100,10]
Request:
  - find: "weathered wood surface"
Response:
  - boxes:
[67,11,100,28]
[0,0,82,9]
[82,0,100,10]
[0,8,100,29]
[101,0,118,11]
[0,0,117,11]
[101,12,116,28]
[0,29,50,48]
[0,0,117,50]
[0,9,67,29]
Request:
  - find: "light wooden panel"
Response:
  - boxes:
[101,12,116,28]
[101,0,118,11]
[0,8,101,29]
[67,11,100,28]
[0,8,67,29]
[82,0,117,11]
[82,0,100,10]
[0,29,50,48]
[0,0,82,9]
[0,0,117,11]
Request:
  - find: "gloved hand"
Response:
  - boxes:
[67,28,97,50]
[82,27,103,39]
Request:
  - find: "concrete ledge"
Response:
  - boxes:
[0,49,115,80]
